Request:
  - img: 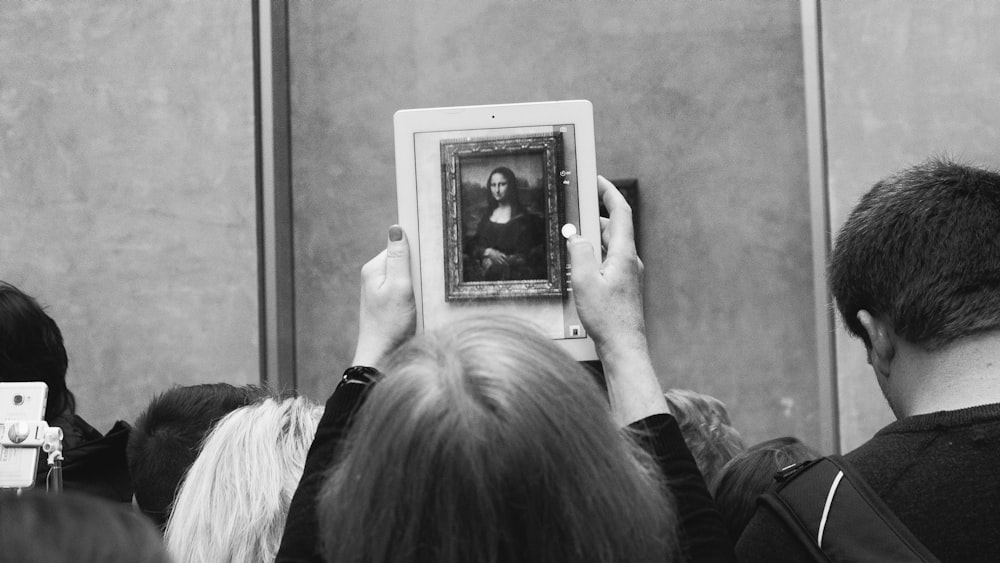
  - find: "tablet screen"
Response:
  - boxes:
[396,102,598,360]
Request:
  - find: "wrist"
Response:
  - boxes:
[340,365,381,387]
[595,334,669,426]
[351,342,393,371]
[594,331,651,375]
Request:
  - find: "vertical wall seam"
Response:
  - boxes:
[254,0,297,392]
[801,0,840,454]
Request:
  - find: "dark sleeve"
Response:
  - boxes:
[275,377,374,563]
[630,413,737,563]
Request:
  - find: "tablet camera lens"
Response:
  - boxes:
[13,394,23,406]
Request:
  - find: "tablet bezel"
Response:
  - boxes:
[394,100,599,361]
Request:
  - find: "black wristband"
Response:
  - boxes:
[339,365,381,387]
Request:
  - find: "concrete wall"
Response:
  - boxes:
[821,0,1000,451]
[5,0,866,451]
[0,2,259,432]
[288,0,819,447]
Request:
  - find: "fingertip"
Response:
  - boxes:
[387,225,410,258]
[385,225,411,276]
[567,235,599,291]
[566,233,593,256]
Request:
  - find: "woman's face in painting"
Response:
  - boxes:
[488,172,511,203]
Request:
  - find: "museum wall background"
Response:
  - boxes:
[288,0,820,448]
[0,2,259,433]
[14,1,993,454]
[821,1,1000,451]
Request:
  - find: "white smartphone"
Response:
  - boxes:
[0,382,48,489]
[394,100,601,361]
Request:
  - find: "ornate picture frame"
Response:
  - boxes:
[440,133,565,301]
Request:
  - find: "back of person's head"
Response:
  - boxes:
[0,281,75,423]
[828,156,1000,350]
[0,489,171,563]
[663,388,745,485]
[318,316,679,563]
[710,436,818,542]
[127,382,272,529]
[164,396,323,563]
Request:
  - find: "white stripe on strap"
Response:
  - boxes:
[817,470,845,548]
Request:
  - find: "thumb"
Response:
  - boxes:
[385,224,411,282]
[567,233,601,292]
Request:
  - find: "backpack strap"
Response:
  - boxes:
[757,455,940,563]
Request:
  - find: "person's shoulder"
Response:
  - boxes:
[847,404,1000,492]
[51,412,103,448]
[846,405,1000,466]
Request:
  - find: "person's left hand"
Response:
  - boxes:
[567,176,647,362]
[351,225,416,370]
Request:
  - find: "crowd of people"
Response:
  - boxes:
[2,158,999,562]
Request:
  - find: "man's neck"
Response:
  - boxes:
[893,330,1000,417]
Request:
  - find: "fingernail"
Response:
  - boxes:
[389,225,403,241]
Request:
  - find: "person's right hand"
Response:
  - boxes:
[567,176,668,426]
[351,225,416,370]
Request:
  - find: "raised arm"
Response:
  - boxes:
[276,225,416,563]
[568,177,737,562]
[566,176,670,426]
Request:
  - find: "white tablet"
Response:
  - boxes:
[394,100,600,361]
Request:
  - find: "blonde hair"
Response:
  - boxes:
[663,388,745,486]
[164,396,323,563]
[319,316,679,563]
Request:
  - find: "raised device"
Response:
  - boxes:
[394,100,600,361]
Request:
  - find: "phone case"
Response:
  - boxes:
[0,382,48,489]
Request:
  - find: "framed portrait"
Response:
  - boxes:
[440,133,564,301]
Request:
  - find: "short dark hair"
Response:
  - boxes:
[710,436,818,542]
[828,157,1000,349]
[0,489,171,563]
[0,281,75,422]
[126,383,272,529]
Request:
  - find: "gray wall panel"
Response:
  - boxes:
[289,0,819,447]
[0,1,258,432]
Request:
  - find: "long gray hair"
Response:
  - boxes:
[319,316,680,563]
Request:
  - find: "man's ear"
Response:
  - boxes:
[857,310,895,377]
